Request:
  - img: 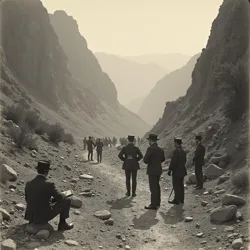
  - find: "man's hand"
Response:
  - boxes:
[168,170,172,176]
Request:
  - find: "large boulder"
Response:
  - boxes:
[1,239,17,250]
[0,164,17,184]
[204,164,223,179]
[210,205,237,223]
[222,194,246,207]
[25,223,54,234]
[0,208,11,221]
[71,196,83,208]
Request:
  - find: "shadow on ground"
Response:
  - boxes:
[5,224,65,248]
[133,210,159,230]
[106,196,134,209]
[159,205,185,225]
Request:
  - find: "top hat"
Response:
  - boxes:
[127,135,135,140]
[36,160,51,171]
[195,135,202,141]
[174,137,182,144]
[147,134,159,141]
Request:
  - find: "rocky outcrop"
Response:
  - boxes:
[139,53,200,125]
[0,0,149,136]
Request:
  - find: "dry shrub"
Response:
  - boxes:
[2,104,25,124]
[25,110,40,129]
[47,123,65,144]
[63,132,75,145]
[7,122,37,149]
[231,170,249,190]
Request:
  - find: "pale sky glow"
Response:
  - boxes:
[41,0,223,56]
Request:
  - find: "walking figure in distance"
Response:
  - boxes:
[193,135,206,189]
[87,136,95,161]
[118,135,143,197]
[96,138,104,163]
[83,137,87,150]
[168,137,187,205]
[25,160,74,231]
[143,134,165,210]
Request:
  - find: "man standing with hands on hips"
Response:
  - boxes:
[143,134,165,210]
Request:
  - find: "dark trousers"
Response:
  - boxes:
[84,144,86,150]
[125,170,137,194]
[195,165,203,188]
[88,150,93,161]
[97,151,102,163]
[172,176,184,203]
[148,175,161,207]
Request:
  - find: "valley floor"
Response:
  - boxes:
[0,140,249,250]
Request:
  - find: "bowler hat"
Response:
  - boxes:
[127,135,135,140]
[147,134,159,141]
[174,137,182,144]
[36,160,51,171]
[195,135,202,141]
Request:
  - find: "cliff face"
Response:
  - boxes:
[0,0,149,137]
[147,0,249,165]
[139,53,200,125]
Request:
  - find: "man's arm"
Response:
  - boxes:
[161,149,166,163]
[143,148,151,164]
[118,147,126,161]
[169,149,178,172]
[51,182,65,202]
[136,148,143,161]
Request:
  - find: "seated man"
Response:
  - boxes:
[25,160,74,231]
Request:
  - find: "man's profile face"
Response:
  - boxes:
[195,139,199,145]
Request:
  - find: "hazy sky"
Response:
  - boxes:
[41,0,223,56]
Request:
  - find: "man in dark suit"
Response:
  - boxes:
[143,134,165,210]
[96,138,104,163]
[25,160,73,231]
[193,135,206,189]
[87,136,96,161]
[118,135,143,197]
[168,137,187,205]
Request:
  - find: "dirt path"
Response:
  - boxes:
[1,142,249,250]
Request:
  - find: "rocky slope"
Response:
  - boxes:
[146,0,249,170]
[95,52,168,105]
[127,53,191,72]
[139,53,200,125]
[0,0,149,137]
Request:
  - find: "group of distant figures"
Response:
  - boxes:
[82,136,143,163]
[22,133,205,233]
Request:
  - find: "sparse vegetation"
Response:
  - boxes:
[7,122,37,149]
[2,104,75,146]
[231,170,249,191]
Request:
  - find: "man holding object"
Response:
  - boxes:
[25,160,74,231]
[143,134,165,210]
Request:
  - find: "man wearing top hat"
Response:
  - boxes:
[118,135,143,197]
[193,135,206,189]
[24,160,74,231]
[87,136,96,161]
[96,138,104,163]
[168,137,187,205]
[143,134,165,209]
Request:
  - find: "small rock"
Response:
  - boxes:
[224,226,235,232]
[125,245,130,250]
[218,175,230,184]
[74,210,81,215]
[26,242,41,249]
[71,178,78,183]
[0,208,11,221]
[212,198,221,203]
[222,194,246,207]
[204,164,223,179]
[196,233,204,238]
[232,238,243,249]
[196,223,200,228]
[94,210,111,220]
[236,211,243,221]
[79,174,94,180]
[25,223,54,234]
[1,239,16,250]
[0,164,17,183]
[24,163,32,168]
[214,189,226,195]
[116,233,122,239]
[184,217,193,222]
[71,196,83,208]
[79,192,92,197]
[104,218,114,226]
[65,240,79,246]
[64,164,72,171]
[35,230,50,239]
[15,203,26,211]
[201,201,209,207]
